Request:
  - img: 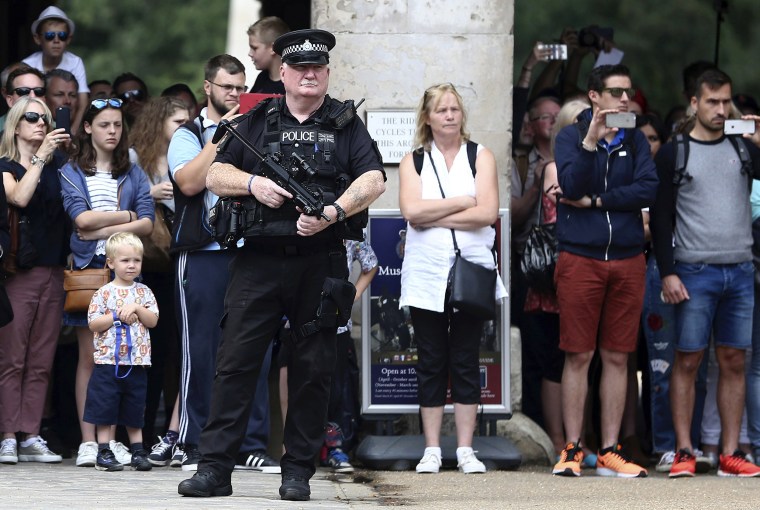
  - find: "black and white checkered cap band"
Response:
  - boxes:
[281,39,329,57]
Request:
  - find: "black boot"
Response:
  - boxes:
[279,475,310,501]
[178,470,232,497]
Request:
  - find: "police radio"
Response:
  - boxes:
[329,98,365,129]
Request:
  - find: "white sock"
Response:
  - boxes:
[2,438,17,445]
[20,436,39,447]
[456,446,474,459]
[423,446,441,458]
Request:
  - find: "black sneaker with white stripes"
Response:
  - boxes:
[234,450,281,473]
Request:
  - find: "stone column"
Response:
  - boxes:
[312,0,514,208]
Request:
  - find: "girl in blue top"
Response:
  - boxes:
[59,97,154,468]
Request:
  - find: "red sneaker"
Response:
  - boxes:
[718,450,760,477]
[669,449,696,478]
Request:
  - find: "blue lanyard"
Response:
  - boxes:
[112,311,133,379]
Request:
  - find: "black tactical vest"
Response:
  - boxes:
[242,96,364,241]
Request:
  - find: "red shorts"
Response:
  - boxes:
[555,251,645,353]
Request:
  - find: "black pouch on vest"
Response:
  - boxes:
[300,277,356,337]
[209,197,253,249]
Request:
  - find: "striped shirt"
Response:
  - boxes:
[85,170,118,255]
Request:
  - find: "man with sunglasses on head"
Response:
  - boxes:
[551,64,658,478]
[112,73,149,127]
[22,6,89,134]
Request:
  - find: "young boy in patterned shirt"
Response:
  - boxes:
[84,232,159,471]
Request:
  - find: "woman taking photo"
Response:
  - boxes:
[399,83,506,474]
[0,97,70,464]
[59,97,154,468]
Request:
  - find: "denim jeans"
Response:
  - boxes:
[642,257,706,452]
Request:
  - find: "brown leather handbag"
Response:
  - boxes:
[63,262,110,313]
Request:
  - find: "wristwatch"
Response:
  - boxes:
[30,154,45,168]
[333,202,347,222]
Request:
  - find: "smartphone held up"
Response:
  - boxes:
[605,112,636,129]
[55,106,71,135]
[538,43,568,61]
[724,119,756,136]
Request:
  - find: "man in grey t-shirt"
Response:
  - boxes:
[651,68,760,478]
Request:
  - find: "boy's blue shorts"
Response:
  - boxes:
[83,363,147,428]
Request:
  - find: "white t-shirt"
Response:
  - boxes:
[22,51,90,93]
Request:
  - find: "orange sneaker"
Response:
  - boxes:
[717,450,760,477]
[596,443,647,478]
[669,449,696,478]
[552,442,584,477]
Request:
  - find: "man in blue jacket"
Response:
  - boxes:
[551,64,657,478]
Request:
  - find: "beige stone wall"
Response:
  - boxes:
[312,0,514,209]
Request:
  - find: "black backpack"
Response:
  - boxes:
[672,133,753,196]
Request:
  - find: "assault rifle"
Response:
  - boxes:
[213,119,330,221]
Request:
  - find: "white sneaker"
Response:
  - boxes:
[109,440,132,464]
[18,436,62,463]
[76,441,98,467]
[0,438,18,464]
[416,447,442,474]
[655,450,676,473]
[456,447,486,474]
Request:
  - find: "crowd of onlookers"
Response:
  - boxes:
[0,6,372,474]
[512,27,760,478]
[7,5,760,482]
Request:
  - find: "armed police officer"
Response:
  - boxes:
[177,29,386,501]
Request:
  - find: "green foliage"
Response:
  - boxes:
[515,0,760,115]
[59,0,229,96]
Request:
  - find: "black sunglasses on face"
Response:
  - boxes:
[119,89,145,102]
[44,31,69,41]
[13,87,46,97]
[601,87,636,98]
[22,112,50,125]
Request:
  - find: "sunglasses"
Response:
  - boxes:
[21,111,50,125]
[602,87,636,98]
[43,31,69,41]
[13,87,46,97]
[91,98,123,110]
[119,89,145,102]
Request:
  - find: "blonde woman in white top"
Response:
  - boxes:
[399,83,506,474]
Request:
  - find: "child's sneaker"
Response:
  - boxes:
[130,449,152,471]
[170,444,184,467]
[95,448,123,472]
[148,436,175,466]
[76,441,98,467]
[552,442,584,477]
[669,449,696,478]
[17,435,62,463]
[325,447,354,473]
[596,443,647,478]
[717,450,760,477]
[109,440,132,465]
[416,446,442,474]
[456,447,486,474]
[0,438,18,464]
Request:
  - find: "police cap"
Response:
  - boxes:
[274,29,336,65]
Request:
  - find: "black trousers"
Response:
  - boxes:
[197,242,346,480]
